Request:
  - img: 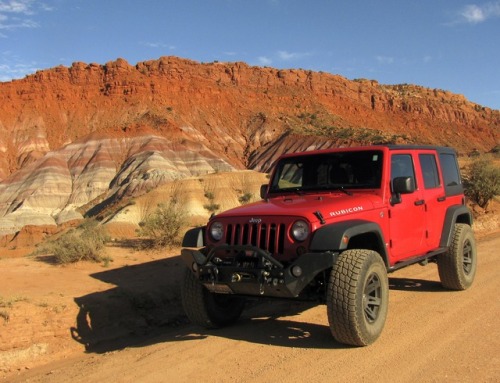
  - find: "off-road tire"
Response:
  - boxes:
[181,268,245,329]
[327,249,388,346]
[437,223,477,290]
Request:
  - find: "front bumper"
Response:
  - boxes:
[181,244,338,298]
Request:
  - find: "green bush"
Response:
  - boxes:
[36,219,109,264]
[203,189,220,213]
[203,202,220,213]
[491,145,500,156]
[464,157,500,208]
[138,201,187,249]
[238,192,253,204]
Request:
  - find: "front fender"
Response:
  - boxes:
[310,219,388,265]
[182,226,206,247]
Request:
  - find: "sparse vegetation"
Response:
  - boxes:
[203,202,220,213]
[0,295,28,308]
[137,200,187,249]
[0,295,29,323]
[491,145,500,157]
[464,156,500,209]
[203,189,220,213]
[238,192,253,205]
[0,310,9,323]
[290,113,413,145]
[34,219,110,264]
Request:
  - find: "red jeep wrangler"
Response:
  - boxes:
[181,145,477,346]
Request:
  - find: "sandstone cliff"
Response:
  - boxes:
[0,56,498,236]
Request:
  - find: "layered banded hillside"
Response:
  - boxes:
[0,56,498,236]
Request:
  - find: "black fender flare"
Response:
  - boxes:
[439,205,473,248]
[309,219,388,267]
[182,226,206,247]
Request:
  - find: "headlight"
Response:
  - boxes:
[291,220,309,242]
[210,221,224,241]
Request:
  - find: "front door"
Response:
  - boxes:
[388,153,427,262]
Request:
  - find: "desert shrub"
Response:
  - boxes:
[0,310,9,323]
[463,157,500,208]
[238,192,253,204]
[203,202,220,213]
[491,145,500,157]
[36,219,109,264]
[137,201,187,249]
[203,189,220,213]
[204,191,215,200]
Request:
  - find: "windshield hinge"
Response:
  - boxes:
[314,210,326,224]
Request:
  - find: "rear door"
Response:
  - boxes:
[416,151,447,250]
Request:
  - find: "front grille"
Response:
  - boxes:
[225,222,286,255]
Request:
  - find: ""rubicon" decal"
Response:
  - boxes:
[329,206,364,217]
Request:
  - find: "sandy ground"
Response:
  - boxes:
[1,231,499,383]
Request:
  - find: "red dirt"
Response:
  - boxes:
[1,231,499,382]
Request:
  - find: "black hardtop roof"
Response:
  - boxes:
[279,144,457,158]
[386,144,457,154]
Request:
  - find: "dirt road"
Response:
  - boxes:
[3,233,500,383]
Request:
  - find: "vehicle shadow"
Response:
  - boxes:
[71,248,340,352]
[70,251,445,353]
[70,254,186,351]
[389,277,443,292]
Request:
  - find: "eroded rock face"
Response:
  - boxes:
[0,56,498,235]
[0,135,232,235]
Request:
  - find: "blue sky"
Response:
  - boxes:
[1,0,499,110]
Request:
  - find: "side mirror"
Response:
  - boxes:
[392,176,415,194]
[390,176,415,205]
[260,184,268,199]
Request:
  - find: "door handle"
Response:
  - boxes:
[437,196,446,202]
[414,199,425,206]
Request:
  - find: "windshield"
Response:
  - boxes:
[270,150,383,193]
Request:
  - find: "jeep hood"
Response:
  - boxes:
[215,192,381,224]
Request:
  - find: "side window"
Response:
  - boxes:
[439,153,460,187]
[439,152,464,196]
[419,154,440,189]
[391,154,416,183]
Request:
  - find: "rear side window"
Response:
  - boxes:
[419,154,440,189]
[439,153,463,196]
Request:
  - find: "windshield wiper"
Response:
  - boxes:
[329,186,353,196]
[295,185,353,196]
[270,186,353,196]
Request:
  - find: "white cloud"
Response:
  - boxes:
[376,55,394,65]
[0,61,39,81]
[277,50,312,61]
[278,50,298,60]
[143,41,176,50]
[0,0,48,31]
[258,56,272,65]
[455,1,500,24]
[423,55,432,64]
[0,49,39,81]
[0,0,33,14]
[462,5,486,23]
[256,50,314,67]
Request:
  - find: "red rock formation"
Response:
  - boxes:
[0,56,498,236]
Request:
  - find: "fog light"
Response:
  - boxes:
[296,246,306,256]
[291,265,303,277]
